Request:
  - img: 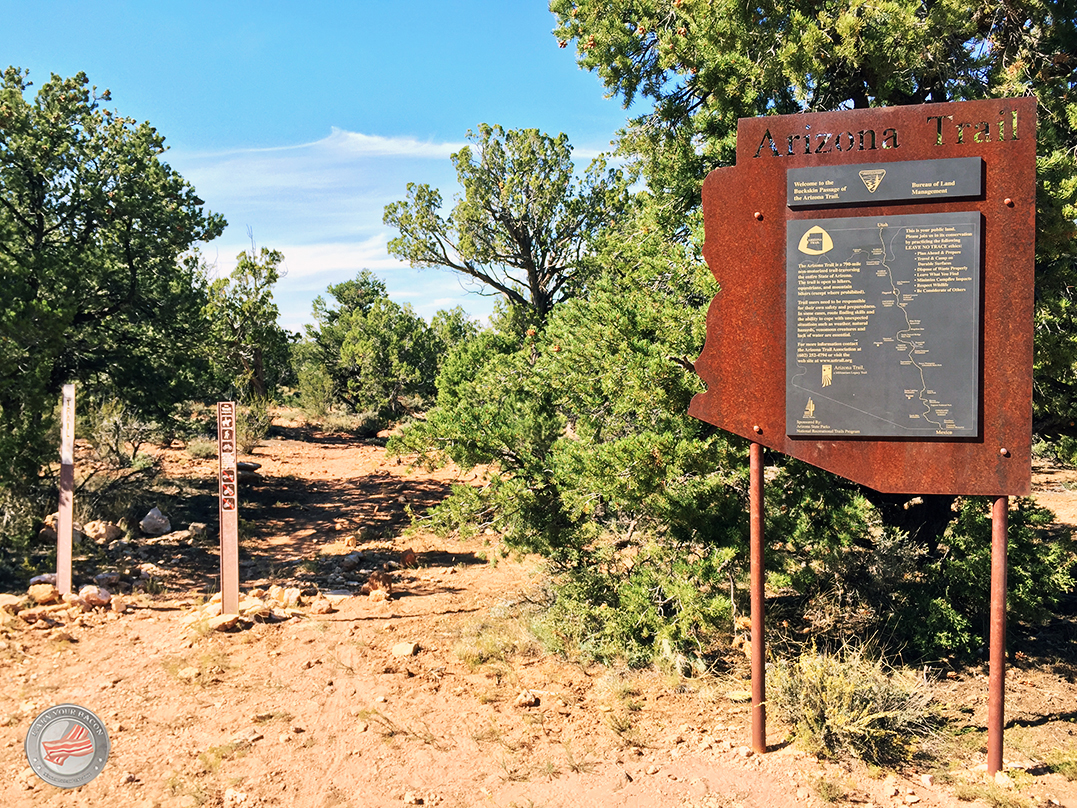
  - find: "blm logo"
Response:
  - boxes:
[25,704,110,788]
[859,169,886,193]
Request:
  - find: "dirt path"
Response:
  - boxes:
[1,427,1076,808]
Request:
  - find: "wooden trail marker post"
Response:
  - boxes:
[217,402,240,615]
[56,384,76,595]
[689,98,1037,770]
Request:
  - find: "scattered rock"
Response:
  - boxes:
[139,507,171,536]
[176,666,199,681]
[28,583,60,605]
[401,549,418,568]
[514,690,540,708]
[84,520,124,543]
[994,770,1015,789]
[368,589,390,603]
[920,774,934,787]
[223,786,249,806]
[79,585,112,608]
[209,614,240,632]
[736,745,753,758]
[392,641,419,657]
[0,593,23,613]
[110,595,127,614]
[904,795,921,805]
[361,570,392,596]
[309,598,335,615]
[403,792,423,805]
[29,573,57,586]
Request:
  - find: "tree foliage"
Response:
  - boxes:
[304,270,474,420]
[551,0,1077,430]
[205,245,294,401]
[384,123,629,321]
[0,67,224,489]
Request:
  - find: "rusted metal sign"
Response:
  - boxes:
[689,97,1036,495]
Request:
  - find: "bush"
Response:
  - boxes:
[185,437,217,459]
[236,397,272,453]
[297,363,335,419]
[770,642,935,763]
[535,539,736,671]
[82,397,158,468]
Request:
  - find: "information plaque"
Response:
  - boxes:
[786,211,981,437]
[788,157,983,207]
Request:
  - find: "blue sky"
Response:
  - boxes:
[0,1,630,331]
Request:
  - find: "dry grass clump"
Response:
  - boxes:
[770,641,934,763]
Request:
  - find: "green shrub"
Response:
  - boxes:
[82,397,158,468]
[236,396,272,453]
[770,642,934,763]
[535,539,736,670]
[185,437,217,459]
[297,363,335,419]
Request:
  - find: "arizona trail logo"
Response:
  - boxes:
[25,704,110,788]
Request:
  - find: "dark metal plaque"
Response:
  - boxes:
[788,157,983,207]
[688,97,1036,495]
[786,212,981,437]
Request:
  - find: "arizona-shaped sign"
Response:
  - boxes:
[689,98,1036,495]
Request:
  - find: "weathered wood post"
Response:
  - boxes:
[217,402,240,615]
[56,383,76,595]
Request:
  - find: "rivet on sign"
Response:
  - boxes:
[753,211,764,221]
[999,448,1009,456]
[753,425,762,434]
[1004,198,1015,207]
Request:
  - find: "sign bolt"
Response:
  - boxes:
[754,211,764,221]
[999,447,1010,456]
[753,425,762,434]
[1004,198,1015,207]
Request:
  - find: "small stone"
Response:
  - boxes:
[994,771,1014,789]
[392,641,419,657]
[645,765,659,775]
[176,666,199,681]
[368,589,390,603]
[920,774,934,787]
[0,593,24,613]
[139,507,171,536]
[737,745,753,758]
[79,584,112,608]
[111,595,127,614]
[28,583,61,605]
[309,598,335,615]
[282,587,302,608]
[47,628,75,642]
[904,795,921,805]
[208,614,239,631]
[403,792,424,805]
[514,690,540,708]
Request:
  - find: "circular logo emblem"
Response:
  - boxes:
[24,704,110,788]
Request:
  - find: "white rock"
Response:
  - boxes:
[392,641,419,657]
[139,507,171,536]
[78,585,112,608]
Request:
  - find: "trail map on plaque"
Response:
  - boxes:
[786,211,981,437]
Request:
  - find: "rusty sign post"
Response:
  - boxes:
[56,384,76,595]
[690,98,1037,767]
[217,402,240,615]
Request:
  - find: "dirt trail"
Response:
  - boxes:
[1,426,1076,808]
